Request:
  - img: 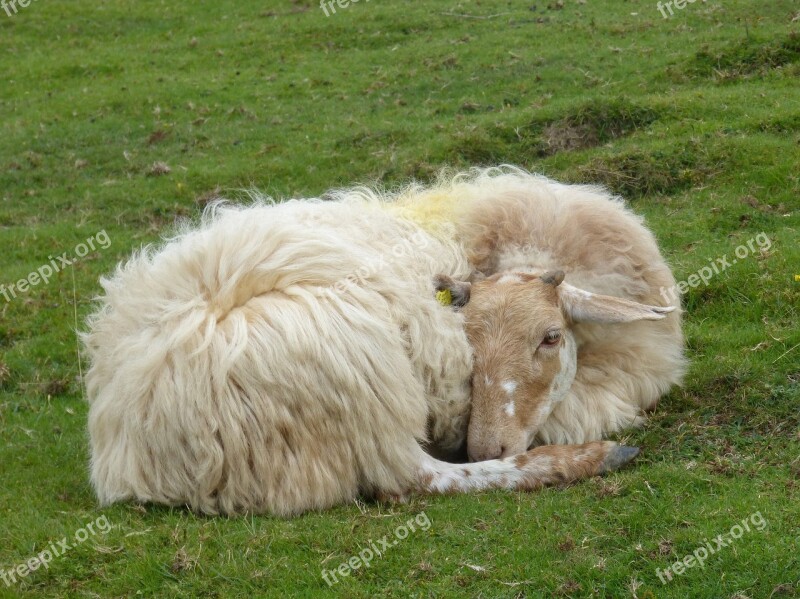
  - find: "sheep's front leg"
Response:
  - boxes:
[414,441,638,494]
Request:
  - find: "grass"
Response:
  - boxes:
[0,0,798,597]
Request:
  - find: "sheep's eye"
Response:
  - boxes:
[539,330,561,348]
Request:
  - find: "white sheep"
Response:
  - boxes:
[82,168,644,516]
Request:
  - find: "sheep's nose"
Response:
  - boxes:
[468,443,506,462]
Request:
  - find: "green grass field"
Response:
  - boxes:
[1,0,798,597]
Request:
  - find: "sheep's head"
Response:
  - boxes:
[435,271,673,462]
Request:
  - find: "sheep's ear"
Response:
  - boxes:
[559,283,674,323]
[433,274,471,308]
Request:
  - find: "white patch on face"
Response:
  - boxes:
[501,380,517,396]
[504,401,515,417]
[484,375,493,387]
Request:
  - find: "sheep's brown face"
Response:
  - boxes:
[457,273,574,462]
[435,270,674,462]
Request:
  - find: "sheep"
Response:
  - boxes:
[432,167,687,462]
[82,172,640,517]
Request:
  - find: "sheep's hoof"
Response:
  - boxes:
[600,445,640,474]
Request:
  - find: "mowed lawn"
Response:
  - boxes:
[1,0,798,597]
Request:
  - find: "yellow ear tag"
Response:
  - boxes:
[436,289,452,306]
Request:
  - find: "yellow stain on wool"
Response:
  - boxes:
[387,189,463,235]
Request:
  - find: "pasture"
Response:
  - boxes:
[0,0,798,597]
